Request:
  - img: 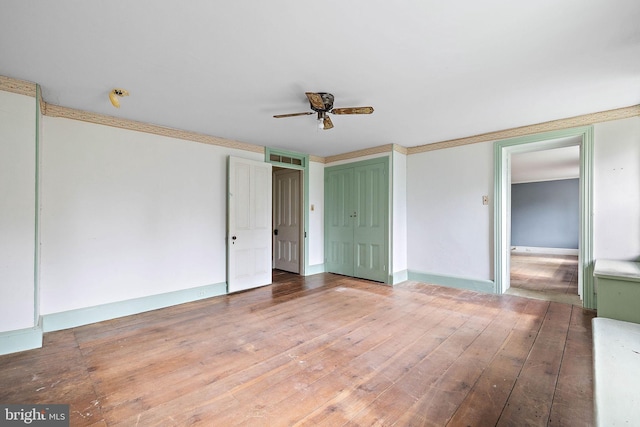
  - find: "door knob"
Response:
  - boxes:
[232,236,237,240]
[274,229,278,236]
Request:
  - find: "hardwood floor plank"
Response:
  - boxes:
[96,286,383,423]
[0,330,104,425]
[510,254,580,304]
[497,302,573,426]
[446,298,549,426]
[0,272,595,426]
[384,297,531,426]
[287,288,475,426]
[548,307,595,427]
[345,293,502,425]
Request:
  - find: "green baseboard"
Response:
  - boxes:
[42,282,227,332]
[0,325,43,356]
[392,270,408,285]
[304,263,325,276]
[408,271,496,293]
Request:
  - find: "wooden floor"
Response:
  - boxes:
[509,254,582,306]
[0,272,595,426]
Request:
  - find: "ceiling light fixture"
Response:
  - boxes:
[109,88,129,108]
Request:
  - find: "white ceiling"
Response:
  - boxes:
[511,143,580,184]
[1,1,639,158]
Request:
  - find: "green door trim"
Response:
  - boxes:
[494,125,595,309]
[325,156,390,283]
[265,148,310,276]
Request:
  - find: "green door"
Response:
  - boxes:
[353,161,387,282]
[325,158,388,282]
[325,167,354,276]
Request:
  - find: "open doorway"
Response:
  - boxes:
[494,126,595,309]
[272,167,303,274]
[506,147,581,305]
[266,148,310,277]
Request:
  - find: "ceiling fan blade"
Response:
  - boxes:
[331,106,374,115]
[305,92,326,110]
[323,116,334,130]
[273,112,314,118]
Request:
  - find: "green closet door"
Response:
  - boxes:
[325,158,388,283]
[325,167,354,276]
[353,161,387,282]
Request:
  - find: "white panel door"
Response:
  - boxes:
[227,156,272,293]
[273,169,301,273]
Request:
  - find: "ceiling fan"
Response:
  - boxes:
[273,92,374,130]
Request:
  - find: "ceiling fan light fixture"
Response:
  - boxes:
[318,111,325,129]
[274,92,372,130]
[109,88,129,108]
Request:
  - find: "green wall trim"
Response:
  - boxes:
[34,85,41,327]
[493,125,595,309]
[0,326,43,356]
[305,263,325,276]
[408,271,496,294]
[42,282,227,332]
[392,270,408,284]
[324,155,390,172]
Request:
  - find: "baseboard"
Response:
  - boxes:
[42,282,227,333]
[0,325,43,356]
[408,271,496,293]
[304,263,325,276]
[391,269,408,285]
[511,246,579,256]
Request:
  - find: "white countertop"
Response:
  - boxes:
[593,318,640,426]
[593,259,640,282]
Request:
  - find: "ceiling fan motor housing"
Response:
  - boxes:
[309,92,334,112]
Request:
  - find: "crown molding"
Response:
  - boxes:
[393,143,408,155]
[309,155,325,163]
[0,75,264,154]
[0,75,37,97]
[325,144,397,163]
[44,103,264,154]
[408,104,640,154]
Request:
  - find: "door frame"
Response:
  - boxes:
[265,148,309,275]
[494,125,595,309]
[272,167,303,273]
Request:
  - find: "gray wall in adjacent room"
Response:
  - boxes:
[511,178,579,249]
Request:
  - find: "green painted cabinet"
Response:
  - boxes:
[594,260,640,324]
[325,158,388,283]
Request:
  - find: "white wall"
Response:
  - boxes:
[308,160,324,267]
[407,141,494,280]
[392,151,407,276]
[593,116,640,261]
[39,117,262,315]
[0,91,37,332]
